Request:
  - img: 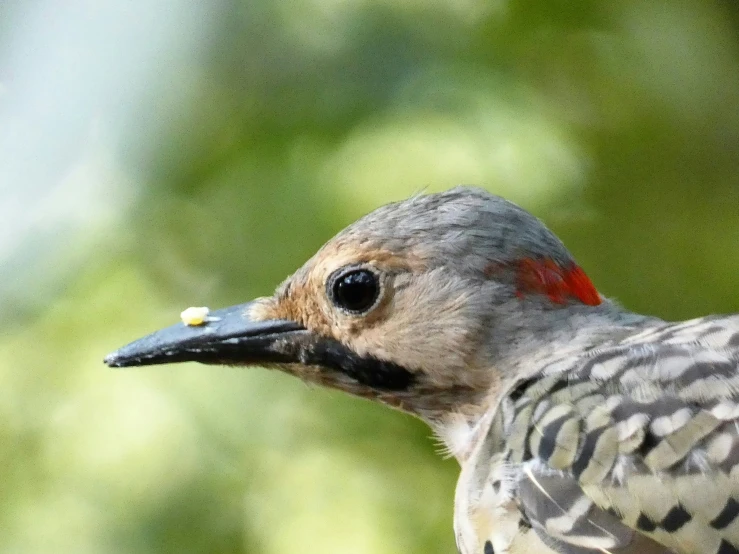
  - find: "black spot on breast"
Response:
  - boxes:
[661,504,691,532]
[545,379,571,397]
[571,427,607,479]
[636,428,661,459]
[712,498,739,530]
[483,540,494,554]
[509,378,536,401]
[717,539,739,554]
[535,412,572,462]
[636,513,657,532]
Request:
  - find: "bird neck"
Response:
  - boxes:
[429,298,657,462]
[490,297,654,379]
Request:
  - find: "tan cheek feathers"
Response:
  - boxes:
[342,270,482,383]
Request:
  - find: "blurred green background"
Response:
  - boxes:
[1,1,738,553]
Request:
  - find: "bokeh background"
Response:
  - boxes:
[1,1,738,553]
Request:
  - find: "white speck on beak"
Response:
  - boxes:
[180,306,210,326]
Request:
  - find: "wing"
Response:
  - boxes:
[504,315,739,554]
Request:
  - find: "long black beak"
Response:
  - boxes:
[104,300,416,391]
[104,301,306,368]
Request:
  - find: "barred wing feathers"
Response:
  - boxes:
[504,316,739,554]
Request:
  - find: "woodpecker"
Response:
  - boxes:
[105,187,739,554]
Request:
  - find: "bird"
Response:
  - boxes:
[105,186,739,554]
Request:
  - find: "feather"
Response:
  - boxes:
[461,315,739,554]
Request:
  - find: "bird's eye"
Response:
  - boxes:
[329,268,381,314]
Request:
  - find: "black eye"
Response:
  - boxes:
[329,268,380,314]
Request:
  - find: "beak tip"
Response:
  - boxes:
[104,342,158,368]
[103,350,128,368]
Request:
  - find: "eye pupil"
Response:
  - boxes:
[332,269,380,313]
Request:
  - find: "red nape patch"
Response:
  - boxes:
[514,258,601,306]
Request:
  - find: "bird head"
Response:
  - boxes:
[105,187,609,419]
